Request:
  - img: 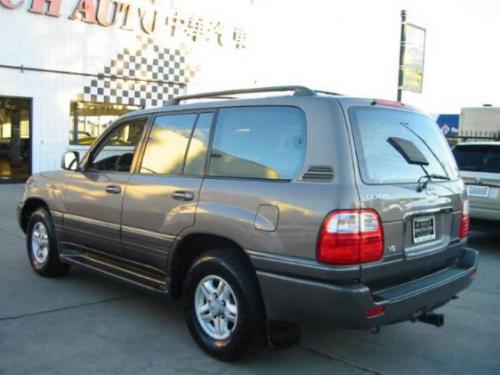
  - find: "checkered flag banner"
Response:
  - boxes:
[81,37,196,108]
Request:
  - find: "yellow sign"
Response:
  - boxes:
[403,23,426,93]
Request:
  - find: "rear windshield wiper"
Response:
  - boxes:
[386,137,451,192]
[417,173,450,192]
[399,122,450,179]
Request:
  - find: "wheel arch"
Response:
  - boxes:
[20,197,49,233]
[168,233,255,299]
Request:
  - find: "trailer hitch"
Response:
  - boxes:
[417,312,444,327]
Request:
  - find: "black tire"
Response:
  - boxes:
[26,208,70,277]
[183,248,267,361]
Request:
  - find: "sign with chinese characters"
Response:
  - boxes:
[0,0,247,49]
[402,23,425,93]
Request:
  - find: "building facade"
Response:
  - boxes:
[0,0,252,182]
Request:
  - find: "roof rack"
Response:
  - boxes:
[314,90,343,97]
[166,85,320,105]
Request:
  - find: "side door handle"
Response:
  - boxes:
[172,191,195,201]
[105,185,122,194]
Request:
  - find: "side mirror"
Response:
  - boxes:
[61,151,80,171]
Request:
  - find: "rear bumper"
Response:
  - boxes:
[257,248,478,329]
[470,206,500,222]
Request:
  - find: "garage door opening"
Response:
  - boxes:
[0,97,31,183]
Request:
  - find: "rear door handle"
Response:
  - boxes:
[105,185,122,194]
[172,191,195,201]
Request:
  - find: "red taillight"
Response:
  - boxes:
[317,209,384,265]
[459,199,470,239]
[366,305,385,318]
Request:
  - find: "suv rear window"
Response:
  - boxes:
[453,144,500,173]
[208,106,306,180]
[350,107,458,184]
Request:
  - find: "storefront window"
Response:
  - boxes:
[70,101,140,145]
[0,98,31,182]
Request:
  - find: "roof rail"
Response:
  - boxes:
[314,90,342,96]
[166,85,317,105]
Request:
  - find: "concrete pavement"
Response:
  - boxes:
[1,184,499,374]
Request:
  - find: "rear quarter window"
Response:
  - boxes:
[208,106,307,180]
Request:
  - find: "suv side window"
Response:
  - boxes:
[208,106,306,180]
[139,113,198,175]
[184,113,214,176]
[89,118,147,172]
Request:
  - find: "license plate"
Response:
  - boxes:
[467,185,490,198]
[413,215,436,243]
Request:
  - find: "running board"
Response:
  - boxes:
[60,253,168,293]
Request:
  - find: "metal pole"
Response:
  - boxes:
[397,10,407,102]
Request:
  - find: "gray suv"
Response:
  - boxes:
[17,86,478,361]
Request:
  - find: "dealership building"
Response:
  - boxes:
[0,0,252,182]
